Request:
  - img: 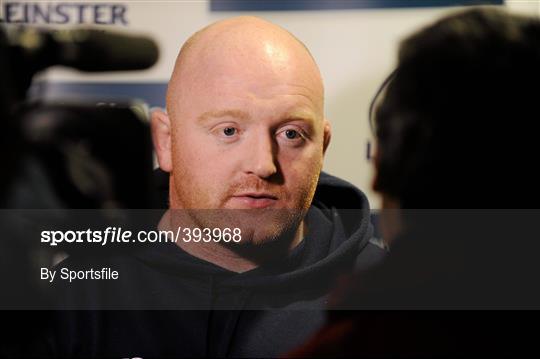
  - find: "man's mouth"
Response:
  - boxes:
[230,192,279,209]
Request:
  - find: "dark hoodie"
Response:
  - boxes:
[46,171,385,358]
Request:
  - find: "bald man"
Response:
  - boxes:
[45,17,384,358]
[152,16,331,272]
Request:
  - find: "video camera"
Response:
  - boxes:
[0,24,159,319]
[0,25,159,208]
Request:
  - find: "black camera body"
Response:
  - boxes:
[15,100,154,209]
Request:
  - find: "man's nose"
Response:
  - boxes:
[244,133,278,179]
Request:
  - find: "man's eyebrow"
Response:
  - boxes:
[197,109,250,123]
[283,110,317,125]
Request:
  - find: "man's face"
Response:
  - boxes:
[159,36,329,244]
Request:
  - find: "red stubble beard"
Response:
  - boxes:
[169,172,318,246]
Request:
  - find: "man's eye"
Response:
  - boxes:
[279,128,304,141]
[223,127,237,136]
[285,129,300,139]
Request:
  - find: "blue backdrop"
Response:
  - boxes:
[211,0,503,11]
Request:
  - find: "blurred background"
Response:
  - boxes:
[3,0,539,208]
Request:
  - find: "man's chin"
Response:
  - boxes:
[233,223,294,246]
[185,208,304,245]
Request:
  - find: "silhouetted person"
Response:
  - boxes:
[291,7,540,357]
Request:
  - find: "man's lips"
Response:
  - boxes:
[230,192,279,209]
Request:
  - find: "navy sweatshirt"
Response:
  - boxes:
[45,171,386,357]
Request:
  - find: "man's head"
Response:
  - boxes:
[372,8,540,211]
[152,16,330,245]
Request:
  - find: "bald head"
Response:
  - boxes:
[152,15,331,254]
[166,16,324,120]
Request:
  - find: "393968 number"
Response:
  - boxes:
[181,227,242,243]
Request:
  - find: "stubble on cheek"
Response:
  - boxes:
[292,154,323,210]
[168,123,228,209]
[171,169,225,209]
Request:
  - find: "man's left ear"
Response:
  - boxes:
[323,119,332,155]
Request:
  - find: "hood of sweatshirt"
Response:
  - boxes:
[135,170,378,295]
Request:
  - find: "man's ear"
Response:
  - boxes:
[151,109,173,172]
[322,118,332,155]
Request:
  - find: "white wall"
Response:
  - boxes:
[24,0,540,207]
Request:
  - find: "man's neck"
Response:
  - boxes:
[158,210,306,273]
